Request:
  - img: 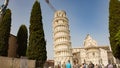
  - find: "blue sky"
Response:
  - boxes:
[0,0,109,59]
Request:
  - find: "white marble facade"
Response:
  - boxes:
[53,10,116,67]
[53,10,72,66]
[72,34,114,66]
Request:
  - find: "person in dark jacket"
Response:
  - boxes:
[88,61,94,68]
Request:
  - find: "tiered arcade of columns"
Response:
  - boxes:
[53,10,72,65]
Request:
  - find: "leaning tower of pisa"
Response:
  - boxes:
[53,10,72,66]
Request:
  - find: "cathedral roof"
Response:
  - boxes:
[84,34,97,48]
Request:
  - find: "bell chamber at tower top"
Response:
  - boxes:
[0,0,9,15]
[54,10,67,18]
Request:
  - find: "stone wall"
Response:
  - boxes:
[8,34,18,57]
[0,56,35,68]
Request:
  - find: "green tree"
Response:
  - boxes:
[109,0,120,59]
[0,9,11,56]
[27,1,47,67]
[17,24,28,57]
[114,29,120,58]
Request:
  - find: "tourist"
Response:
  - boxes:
[101,64,104,68]
[81,63,85,68]
[113,63,117,68]
[85,64,88,68]
[95,64,99,68]
[58,64,61,68]
[76,61,80,68]
[107,63,113,68]
[66,60,71,68]
[62,62,66,68]
[88,61,94,68]
[73,60,76,68]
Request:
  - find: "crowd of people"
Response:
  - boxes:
[55,60,118,68]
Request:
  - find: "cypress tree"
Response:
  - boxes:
[0,9,11,56]
[17,24,28,57]
[27,1,47,67]
[109,0,120,59]
[114,29,120,58]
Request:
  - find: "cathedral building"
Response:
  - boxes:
[52,10,117,67]
[72,34,115,66]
